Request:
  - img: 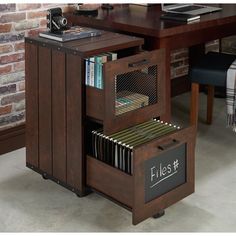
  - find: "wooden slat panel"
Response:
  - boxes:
[38,46,52,174]
[52,50,66,182]
[25,42,39,167]
[66,54,84,193]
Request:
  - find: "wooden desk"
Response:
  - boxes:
[67,4,236,122]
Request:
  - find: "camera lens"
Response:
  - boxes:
[60,17,67,27]
[54,16,68,27]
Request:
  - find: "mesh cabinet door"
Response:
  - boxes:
[103,49,166,135]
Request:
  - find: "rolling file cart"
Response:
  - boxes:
[25,29,195,225]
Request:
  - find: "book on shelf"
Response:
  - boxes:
[39,26,102,42]
[85,52,117,89]
[160,12,200,22]
[115,91,149,115]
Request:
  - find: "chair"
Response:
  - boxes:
[189,51,236,127]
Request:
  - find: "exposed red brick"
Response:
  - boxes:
[174,66,189,77]
[15,20,39,31]
[27,10,47,19]
[0,65,12,75]
[17,81,25,91]
[0,52,25,65]
[14,42,25,51]
[0,44,13,54]
[174,51,188,60]
[0,84,16,95]
[0,32,25,43]
[17,4,41,11]
[0,105,12,116]
[40,18,47,27]
[0,4,16,12]
[27,28,44,37]
[1,92,25,105]
[0,24,12,33]
[13,61,25,72]
[0,12,25,23]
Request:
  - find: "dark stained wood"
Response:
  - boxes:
[52,50,66,182]
[103,49,165,134]
[68,4,236,123]
[86,86,104,121]
[66,54,84,194]
[132,126,195,225]
[67,4,236,38]
[38,46,52,174]
[207,85,215,125]
[0,124,25,155]
[190,83,200,128]
[25,31,144,196]
[25,32,144,58]
[25,42,39,167]
[25,28,197,225]
[86,155,133,208]
[171,75,191,97]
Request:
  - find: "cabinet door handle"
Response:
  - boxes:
[128,59,149,68]
[158,139,179,151]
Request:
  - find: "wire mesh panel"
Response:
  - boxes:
[115,65,158,116]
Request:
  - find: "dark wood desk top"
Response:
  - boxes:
[25,31,144,57]
[67,4,236,38]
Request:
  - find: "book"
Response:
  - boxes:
[89,57,95,87]
[39,26,102,42]
[160,13,200,22]
[115,91,149,116]
[85,52,117,89]
[85,59,90,86]
[95,55,103,89]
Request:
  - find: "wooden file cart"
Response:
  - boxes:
[25,30,195,225]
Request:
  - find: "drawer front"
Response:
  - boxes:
[132,126,195,225]
[86,155,133,208]
[103,49,165,135]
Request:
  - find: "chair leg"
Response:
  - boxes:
[190,83,200,128]
[206,85,214,125]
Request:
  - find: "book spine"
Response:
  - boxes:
[101,54,107,89]
[94,56,98,88]
[96,56,102,89]
[90,57,95,87]
[85,59,90,86]
[111,52,117,61]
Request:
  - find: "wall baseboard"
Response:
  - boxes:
[0,124,25,155]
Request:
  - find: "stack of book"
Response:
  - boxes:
[91,119,180,174]
[116,91,149,115]
[85,52,117,89]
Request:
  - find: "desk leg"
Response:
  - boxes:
[190,83,200,128]
[161,46,171,122]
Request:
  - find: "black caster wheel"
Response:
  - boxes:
[153,210,165,219]
[76,193,82,198]
[42,174,48,180]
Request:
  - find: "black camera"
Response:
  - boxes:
[47,8,68,33]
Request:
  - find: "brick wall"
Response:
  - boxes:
[0,3,70,131]
[170,40,220,79]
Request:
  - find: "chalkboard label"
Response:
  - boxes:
[145,143,186,203]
